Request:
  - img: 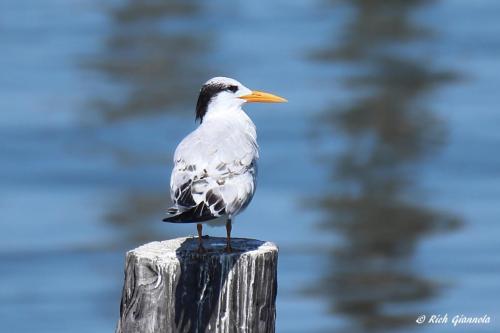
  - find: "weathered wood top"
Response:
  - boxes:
[129,236,278,260]
[117,237,279,333]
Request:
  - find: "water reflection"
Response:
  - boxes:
[84,0,212,246]
[314,0,461,331]
[105,192,168,245]
[86,0,210,121]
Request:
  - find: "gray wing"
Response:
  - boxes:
[169,122,258,220]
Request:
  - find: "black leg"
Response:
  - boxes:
[225,218,232,253]
[197,223,206,253]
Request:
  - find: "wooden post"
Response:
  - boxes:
[116,237,278,333]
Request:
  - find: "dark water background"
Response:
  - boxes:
[1,0,499,332]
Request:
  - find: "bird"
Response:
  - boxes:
[163,77,287,253]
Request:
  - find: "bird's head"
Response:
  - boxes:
[195,77,287,122]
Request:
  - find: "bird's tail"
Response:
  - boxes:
[162,203,218,223]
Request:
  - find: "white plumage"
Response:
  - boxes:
[163,77,286,251]
[171,97,258,223]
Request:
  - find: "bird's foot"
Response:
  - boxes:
[197,245,207,254]
[224,244,233,253]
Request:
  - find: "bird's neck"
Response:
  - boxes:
[203,103,250,124]
[202,104,257,139]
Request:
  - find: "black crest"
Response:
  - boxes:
[195,83,239,122]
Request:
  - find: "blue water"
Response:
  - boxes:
[1,0,500,332]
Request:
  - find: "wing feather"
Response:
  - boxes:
[167,119,258,222]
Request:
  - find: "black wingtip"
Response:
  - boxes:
[162,202,220,223]
[162,211,183,223]
[162,215,180,223]
[163,207,181,223]
[162,213,216,223]
[162,214,186,223]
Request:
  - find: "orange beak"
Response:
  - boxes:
[239,90,287,103]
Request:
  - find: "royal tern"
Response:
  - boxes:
[163,77,286,252]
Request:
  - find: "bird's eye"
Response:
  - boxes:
[227,85,238,93]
